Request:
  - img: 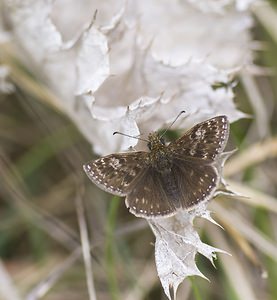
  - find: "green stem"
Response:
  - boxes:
[16,124,80,178]
[105,196,121,300]
[189,277,203,300]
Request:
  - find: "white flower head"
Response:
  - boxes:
[126,0,255,69]
[184,0,257,13]
[4,0,247,154]
[89,15,245,154]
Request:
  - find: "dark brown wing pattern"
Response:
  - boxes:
[172,159,219,209]
[169,115,229,162]
[125,168,179,218]
[83,152,147,196]
[126,159,218,217]
[84,115,230,218]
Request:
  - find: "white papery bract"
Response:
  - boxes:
[126,0,255,69]
[149,210,227,300]
[3,0,250,154]
[2,0,257,298]
[185,0,256,13]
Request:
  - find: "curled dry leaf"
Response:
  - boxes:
[185,0,256,13]
[149,210,227,300]
[4,0,247,155]
[125,0,255,68]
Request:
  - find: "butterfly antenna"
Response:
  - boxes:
[160,110,186,138]
[113,132,149,143]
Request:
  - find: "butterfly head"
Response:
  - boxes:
[147,132,165,151]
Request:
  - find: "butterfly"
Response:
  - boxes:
[83,115,229,218]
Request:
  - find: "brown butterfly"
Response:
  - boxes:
[83,115,229,218]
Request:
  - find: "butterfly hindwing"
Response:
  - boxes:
[126,159,219,217]
[126,168,179,218]
[83,152,148,196]
[169,116,229,162]
[172,159,218,209]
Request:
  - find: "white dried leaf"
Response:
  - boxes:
[4,0,112,142]
[50,0,96,42]
[126,0,254,69]
[87,96,162,155]
[149,210,227,300]
[234,0,257,11]
[7,0,63,62]
[185,0,257,13]
[90,25,245,152]
[76,25,109,95]
[5,0,110,100]
[4,0,249,155]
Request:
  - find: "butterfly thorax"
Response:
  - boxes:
[147,132,173,173]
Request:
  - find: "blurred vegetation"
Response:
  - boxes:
[1,2,277,300]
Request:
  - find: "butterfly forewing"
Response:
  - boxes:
[169,116,229,162]
[83,152,148,196]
